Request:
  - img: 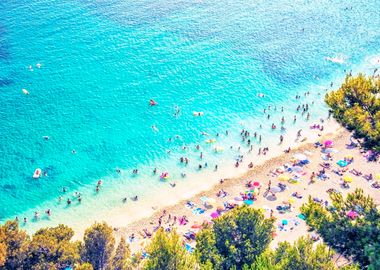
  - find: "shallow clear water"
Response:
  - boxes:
[0,0,379,231]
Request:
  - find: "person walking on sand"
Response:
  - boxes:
[280,135,284,144]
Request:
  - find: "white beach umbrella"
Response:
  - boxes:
[293,153,307,160]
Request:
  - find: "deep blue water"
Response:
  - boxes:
[0,0,379,230]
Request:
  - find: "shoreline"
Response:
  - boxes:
[91,118,339,229]
[112,125,380,252]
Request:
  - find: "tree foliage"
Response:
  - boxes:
[81,222,115,270]
[325,74,380,150]
[144,228,197,270]
[301,189,380,268]
[112,237,131,270]
[196,206,274,269]
[0,221,29,270]
[25,224,80,270]
[75,262,94,270]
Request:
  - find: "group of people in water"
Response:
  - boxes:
[21,83,327,225]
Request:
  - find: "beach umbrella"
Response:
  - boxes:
[324,148,335,153]
[270,186,282,193]
[210,212,220,219]
[216,204,225,211]
[278,173,291,181]
[207,198,216,204]
[201,197,216,205]
[376,174,380,180]
[282,219,288,225]
[191,223,202,229]
[234,196,243,201]
[227,199,237,205]
[347,210,358,219]
[244,200,254,205]
[253,181,260,187]
[343,175,353,183]
[292,166,303,173]
[324,140,333,147]
[345,154,353,159]
[293,153,307,160]
[288,198,295,204]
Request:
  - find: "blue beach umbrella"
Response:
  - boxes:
[244,200,254,205]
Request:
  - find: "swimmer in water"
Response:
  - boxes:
[71,149,76,154]
[151,125,159,132]
[43,136,49,140]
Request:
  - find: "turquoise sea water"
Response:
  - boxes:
[1,0,380,231]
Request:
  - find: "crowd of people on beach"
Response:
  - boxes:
[122,130,379,254]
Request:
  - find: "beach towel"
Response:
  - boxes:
[337,160,348,167]
[192,207,205,215]
[185,201,195,209]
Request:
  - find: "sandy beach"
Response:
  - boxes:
[111,123,380,253]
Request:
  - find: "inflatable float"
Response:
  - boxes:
[160,172,169,181]
[33,168,42,179]
[22,89,29,95]
[149,99,157,106]
[205,139,216,144]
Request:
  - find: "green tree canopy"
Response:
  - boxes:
[196,206,274,269]
[0,241,6,267]
[325,74,380,150]
[112,237,131,270]
[75,262,94,270]
[26,224,80,270]
[81,222,115,270]
[301,189,380,268]
[252,237,361,270]
[0,221,29,270]
[144,228,197,270]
